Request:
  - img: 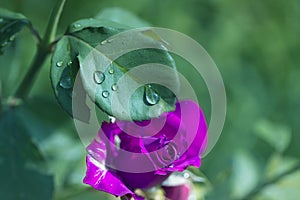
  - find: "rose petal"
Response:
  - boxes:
[83,139,135,197]
[84,100,208,195]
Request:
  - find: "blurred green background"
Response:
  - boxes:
[1,0,300,199]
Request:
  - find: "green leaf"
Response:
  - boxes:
[0,109,54,200]
[17,96,71,142]
[0,8,29,53]
[51,18,177,121]
[254,119,292,153]
[231,151,260,199]
[254,166,300,200]
[54,185,117,200]
[95,7,150,28]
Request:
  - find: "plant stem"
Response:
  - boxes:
[14,0,66,99]
[27,22,42,43]
[240,162,300,200]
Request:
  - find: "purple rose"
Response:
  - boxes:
[84,100,207,199]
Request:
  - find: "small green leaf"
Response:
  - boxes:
[95,7,150,28]
[0,109,54,200]
[0,8,29,53]
[254,119,292,152]
[231,151,259,199]
[255,165,300,200]
[51,18,178,121]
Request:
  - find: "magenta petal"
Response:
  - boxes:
[84,99,208,196]
[83,139,135,197]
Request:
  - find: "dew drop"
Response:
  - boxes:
[73,23,81,28]
[108,67,114,74]
[59,77,72,89]
[108,115,116,123]
[101,40,107,45]
[67,60,72,66]
[114,135,121,150]
[107,39,113,43]
[102,90,109,98]
[183,172,190,179]
[9,35,15,41]
[144,85,160,105]
[56,61,63,67]
[94,71,105,84]
[111,84,118,91]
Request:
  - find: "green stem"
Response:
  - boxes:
[240,162,300,200]
[27,22,42,43]
[14,0,66,99]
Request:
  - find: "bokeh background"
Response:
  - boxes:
[1,0,300,199]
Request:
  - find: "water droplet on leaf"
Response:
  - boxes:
[102,90,109,98]
[183,172,190,179]
[101,40,107,45]
[108,115,116,123]
[111,84,118,91]
[144,85,160,105]
[73,23,81,28]
[68,60,72,66]
[94,71,105,84]
[60,77,72,89]
[108,67,114,74]
[9,35,15,41]
[56,61,63,67]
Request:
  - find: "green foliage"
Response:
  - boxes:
[96,7,150,28]
[0,109,53,200]
[51,18,177,121]
[254,119,291,153]
[1,0,300,200]
[0,8,29,54]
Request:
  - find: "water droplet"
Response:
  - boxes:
[60,77,72,89]
[183,172,190,179]
[73,23,81,28]
[67,60,72,66]
[9,35,15,41]
[107,39,113,43]
[101,40,107,45]
[114,135,121,150]
[56,61,63,67]
[111,84,118,91]
[162,143,177,161]
[94,71,105,84]
[108,67,114,74]
[108,115,116,123]
[102,90,109,98]
[144,85,160,105]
